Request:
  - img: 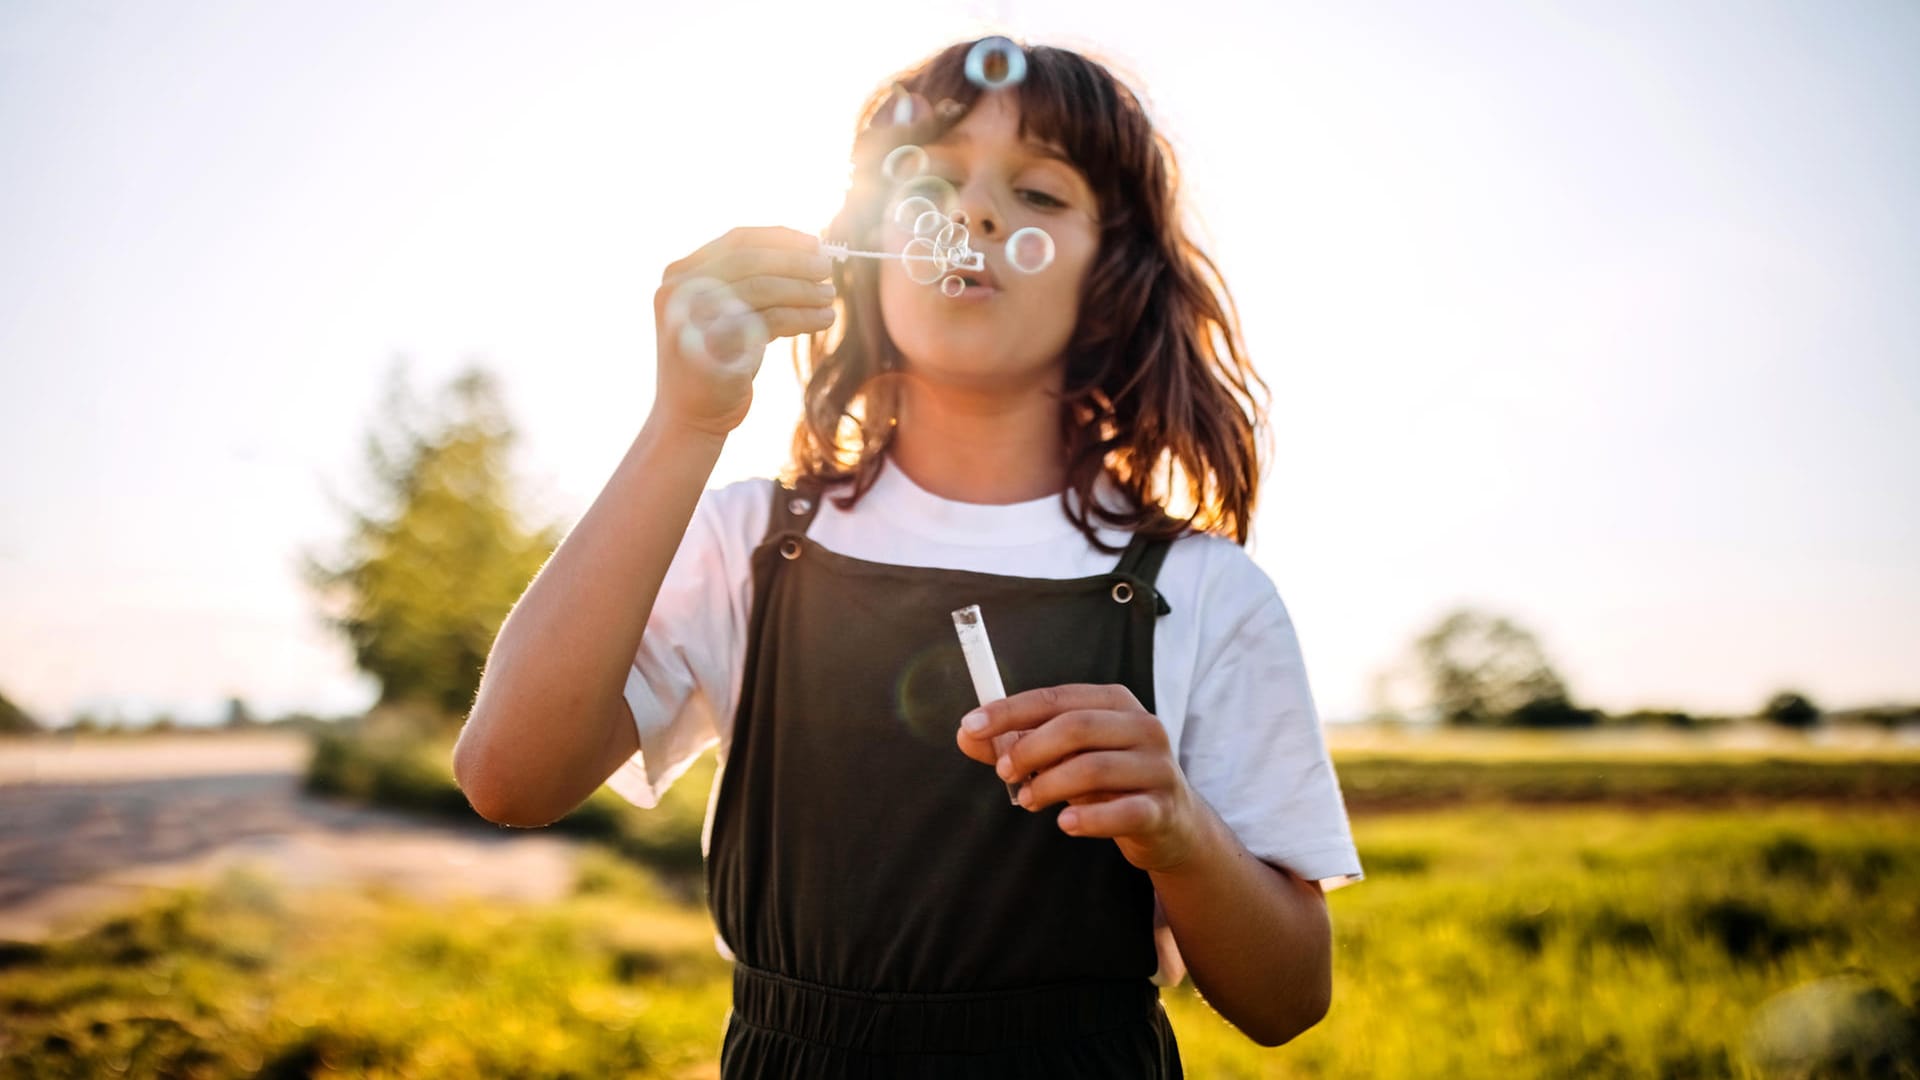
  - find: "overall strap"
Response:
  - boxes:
[1112,526,1176,617]
[765,474,828,543]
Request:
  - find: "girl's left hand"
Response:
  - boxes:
[955,684,1205,873]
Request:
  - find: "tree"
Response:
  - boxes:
[222,697,258,728]
[1409,607,1584,727]
[0,690,39,736]
[1761,690,1821,730]
[302,360,564,725]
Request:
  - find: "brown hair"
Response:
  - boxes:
[784,37,1272,554]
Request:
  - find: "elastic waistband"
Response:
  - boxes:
[729,962,1162,1054]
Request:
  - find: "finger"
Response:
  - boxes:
[1057,793,1164,837]
[665,226,824,280]
[672,247,832,292]
[963,683,1144,740]
[717,274,838,312]
[682,275,833,322]
[1017,750,1171,812]
[998,708,1143,779]
[955,722,997,766]
[757,305,837,340]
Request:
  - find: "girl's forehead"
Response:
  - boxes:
[928,97,1074,165]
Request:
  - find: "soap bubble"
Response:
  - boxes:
[882,144,927,182]
[902,238,944,285]
[935,221,969,251]
[891,195,938,232]
[965,37,1027,90]
[894,174,967,220]
[1004,227,1056,273]
[666,277,768,369]
[912,209,946,239]
[940,275,966,298]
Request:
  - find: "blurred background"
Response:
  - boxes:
[2,1,1916,1077]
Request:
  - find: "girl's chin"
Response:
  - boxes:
[893,348,1056,385]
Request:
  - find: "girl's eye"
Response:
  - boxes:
[1018,189,1067,210]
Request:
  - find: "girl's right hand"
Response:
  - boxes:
[652,226,837,438]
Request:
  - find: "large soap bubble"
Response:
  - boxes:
[882,144,927,182]
[665,277,768,369]
[887,175,959,231]
[1004,226,1056,274]
[964,37,1027,90]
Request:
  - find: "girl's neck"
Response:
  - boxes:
[886,377,1066,505]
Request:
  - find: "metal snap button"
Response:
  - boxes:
[779,537,803,560]
[788,496,813,516]
[1111,582,1134,604]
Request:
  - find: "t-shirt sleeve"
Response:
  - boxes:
[604,481,759,810]
[1178,566,1364,892]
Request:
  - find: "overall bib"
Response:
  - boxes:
[707,475,1185,1078]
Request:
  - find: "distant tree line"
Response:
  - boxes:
[0,693,349,737]
[1367,607,1916,730]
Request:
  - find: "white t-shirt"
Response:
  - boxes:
[606,454,1365,987]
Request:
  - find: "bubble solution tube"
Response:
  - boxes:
[951,604,1028,805]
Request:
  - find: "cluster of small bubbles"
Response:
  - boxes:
[665,276,768,369]
[882,144,927,183]
[964,37,1027,90]
[1004,226,1056,274]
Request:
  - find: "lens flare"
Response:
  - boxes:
[891,642,976,745]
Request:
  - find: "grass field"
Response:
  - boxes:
[3,799,1915,1078]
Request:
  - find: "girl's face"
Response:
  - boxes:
[877,93,1101,388]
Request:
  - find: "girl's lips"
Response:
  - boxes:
[944,282,999,302]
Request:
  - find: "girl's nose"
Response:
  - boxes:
[955,186,999,238]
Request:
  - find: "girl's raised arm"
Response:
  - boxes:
[451,226,834,826]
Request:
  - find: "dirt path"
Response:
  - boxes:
[0,732,582,942]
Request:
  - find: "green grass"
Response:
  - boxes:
[1174,803,1919,1078]
[4,805,1916,1078]
[305,726,1920,891]
[0,850,731,1079]
[1330,753,1920,810]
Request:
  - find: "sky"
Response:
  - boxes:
[2,0,1916,726]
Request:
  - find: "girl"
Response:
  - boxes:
[455,36,1364,1078]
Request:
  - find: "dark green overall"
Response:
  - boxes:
[706,475,1184,1078]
